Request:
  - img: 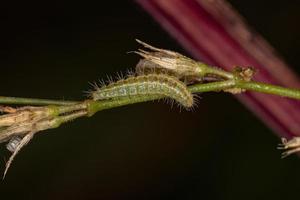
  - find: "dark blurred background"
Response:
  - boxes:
[0,0,299,199]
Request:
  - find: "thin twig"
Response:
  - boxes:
[0,96,78,106]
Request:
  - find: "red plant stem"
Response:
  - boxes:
[136,0,300,138]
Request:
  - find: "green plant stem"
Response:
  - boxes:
[1,79,300,112]
[56,103,87,114]
[86,79,300,115]
[201,64,234,79]
[56,110,88,125]
[86,96,160,116]
[188,80,236,93]
[236,81,300,99]
[0,96,78,106]
[1,79,300,129]
[87,80,237,115]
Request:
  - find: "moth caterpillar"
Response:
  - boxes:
[91,73,194,108]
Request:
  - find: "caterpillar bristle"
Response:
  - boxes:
[192,94,201,106]
[87,81,96,89]
[105,75,114,85]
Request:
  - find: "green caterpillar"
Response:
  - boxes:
[91,73,194,108]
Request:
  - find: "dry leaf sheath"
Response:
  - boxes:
[0,104,87,178]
